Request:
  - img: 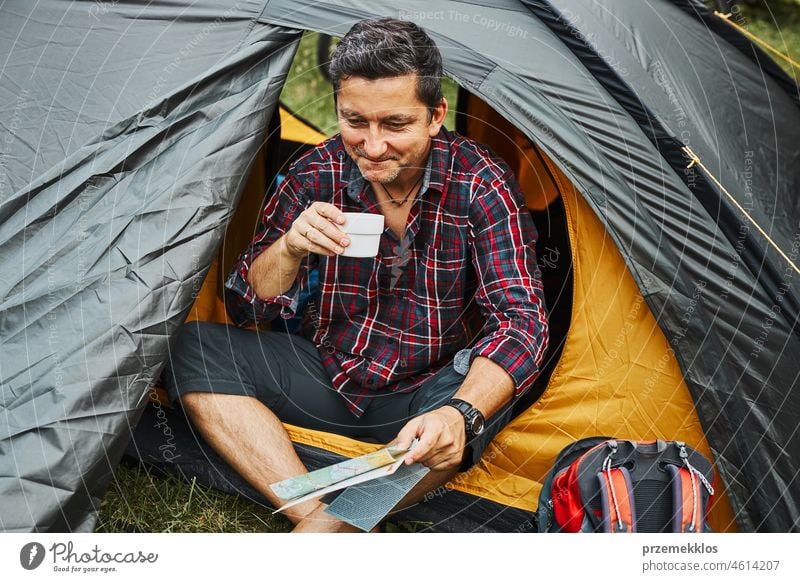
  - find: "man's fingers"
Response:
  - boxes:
[404,431,439,465]
[312,202,346,225]
[394,419,422,452]
[291,222,340,257]
[424,451,461,471]
[291,222,335,257]
[296,204,348,255]
[309,216,349,248]
[307,239,337,257]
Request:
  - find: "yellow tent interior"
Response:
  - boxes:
[160,96,736,532]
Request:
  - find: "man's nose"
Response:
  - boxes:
[362,127,388,159]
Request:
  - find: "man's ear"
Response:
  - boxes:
[427,97,448,137]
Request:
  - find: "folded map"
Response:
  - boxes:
[270,440,419,513]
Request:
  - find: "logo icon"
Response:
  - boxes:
[20,542,46,570]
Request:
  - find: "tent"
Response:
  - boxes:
[1,0,798,532]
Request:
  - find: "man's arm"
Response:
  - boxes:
[224,161,352,326]
[396,356,514,469]
[247,203,349,300]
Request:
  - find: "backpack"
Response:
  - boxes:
[537,437,716,533]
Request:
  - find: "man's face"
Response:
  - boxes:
[336,74,447,185]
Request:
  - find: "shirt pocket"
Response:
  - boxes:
[414,245,468,342]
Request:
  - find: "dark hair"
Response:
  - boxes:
[328,18,444,118]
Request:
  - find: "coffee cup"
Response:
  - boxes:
[340,212,385,257]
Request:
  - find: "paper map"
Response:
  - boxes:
[270,440,419,513]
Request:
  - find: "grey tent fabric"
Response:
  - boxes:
[1,0,798,532]
[0,0,300,531]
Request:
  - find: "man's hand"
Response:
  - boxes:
[284,201,350,259]
[393,406,466,471]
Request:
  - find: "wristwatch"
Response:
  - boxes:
[445,398,486,440]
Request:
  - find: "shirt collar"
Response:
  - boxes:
[344,129,451,201]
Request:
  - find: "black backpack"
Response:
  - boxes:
[537,437,716,533]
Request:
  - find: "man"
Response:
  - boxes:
[164,18,548,532]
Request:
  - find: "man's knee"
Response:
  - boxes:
[179,391,266,424]
[170,320,220,360]
[178,391,249,425]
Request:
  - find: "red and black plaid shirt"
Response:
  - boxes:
[225,129,548,417]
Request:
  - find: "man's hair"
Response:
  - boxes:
[328,18,444,118]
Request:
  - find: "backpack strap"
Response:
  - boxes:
[666,465,702,532]
[667,441,715,533]
[596,441,636,533]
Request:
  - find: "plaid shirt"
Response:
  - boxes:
[225,129,548,417]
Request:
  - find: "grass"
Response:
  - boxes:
[96,462,420,533]
[99,16,799,533]
[95,463,291,533]
[738,2,800,80]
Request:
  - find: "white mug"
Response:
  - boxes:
[340,212,385,257]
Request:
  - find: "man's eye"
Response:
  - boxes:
[385,123,407,130]
[347,119,367,127]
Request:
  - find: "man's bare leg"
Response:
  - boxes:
[181,391,460,532]
[180,392,323,526]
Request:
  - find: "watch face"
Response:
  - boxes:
[469,414,485,436]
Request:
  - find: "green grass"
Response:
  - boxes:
[740,3,800,80]
[99,16,798,533]
[95,463,291,533]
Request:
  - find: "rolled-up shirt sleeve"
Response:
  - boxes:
[467,167,549,397]
[224,172,314,327]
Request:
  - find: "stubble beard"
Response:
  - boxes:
[351,142,427,188]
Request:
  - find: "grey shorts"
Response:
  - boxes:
[162,321,514,469]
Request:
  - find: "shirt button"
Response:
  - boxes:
[367,379,375,386]
[388,338,395,345]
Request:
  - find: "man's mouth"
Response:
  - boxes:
[353,150,398,165]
